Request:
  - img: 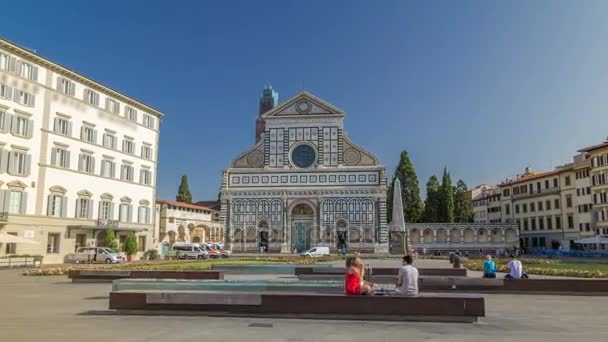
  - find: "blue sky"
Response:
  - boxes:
[3,1,608,200]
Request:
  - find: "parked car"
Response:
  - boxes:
[172,243,209,259]
[302,246,330,257]
[75,247,123,264]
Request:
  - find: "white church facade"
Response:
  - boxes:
[220,88,388,253]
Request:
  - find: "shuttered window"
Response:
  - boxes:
[78,153,95,174]
[125,106,137,121]
[13,89,35,107]
[19,62,38,81]
[0,83,11,99]
[57,77,76,96]
[83,89,100,106]
[105,98,120,114]
[80,126,97,143]
[8,151,31,176]
[51,147,70,168]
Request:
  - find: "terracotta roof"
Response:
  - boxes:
[500,170,560,186]
[157,199,212,210]
[578,141,608,153]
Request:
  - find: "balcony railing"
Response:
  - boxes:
[0,212,8,222]
[96,219,119,228]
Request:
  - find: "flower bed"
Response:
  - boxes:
[463,258,608,278]
[22,256,344,276]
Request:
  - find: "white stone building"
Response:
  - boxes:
[155,199,223,256]
[0,38,162,263]
[579,140,608,236]
[471,184,497,224]
[220,89,388,253]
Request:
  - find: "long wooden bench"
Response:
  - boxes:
[108,290,485,322]
[68,270,223,283]
[420,278,608,295]
[295,267,467,277]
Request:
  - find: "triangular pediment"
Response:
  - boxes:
[262,91,345,118]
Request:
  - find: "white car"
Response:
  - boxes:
[301,246,330,257]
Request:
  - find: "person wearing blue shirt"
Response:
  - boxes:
[483,255,497,278]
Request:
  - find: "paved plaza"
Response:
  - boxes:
[1,259,607,341]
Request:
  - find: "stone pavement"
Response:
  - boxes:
[1,260,608,342]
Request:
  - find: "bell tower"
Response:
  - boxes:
[255,86,278,143]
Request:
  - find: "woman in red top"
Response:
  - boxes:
[345,257,373,295]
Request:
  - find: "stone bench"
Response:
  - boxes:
[68,270,224,283]
[420,278,608,295]
[295,267,467,277]
[108,290,485,322]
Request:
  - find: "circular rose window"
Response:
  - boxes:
[291,144,316,168]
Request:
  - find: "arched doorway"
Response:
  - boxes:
[436,229,447,243]
[336,219,348,250]
[291,203,314,253]
[191,227,206,243]
[96,231,107,247]
[258,220,269,252]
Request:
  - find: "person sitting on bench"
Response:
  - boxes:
[394,255,419,296]
[483,254,497,278]
[505,254,524,279]
[345,257,373,295]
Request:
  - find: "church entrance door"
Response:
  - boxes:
[290,203,314,253]
[292,221,311,253]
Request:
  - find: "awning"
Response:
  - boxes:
[574,236,608,244]
[0,233,39,244]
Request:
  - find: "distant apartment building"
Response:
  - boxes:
[471,138,608,250]
[0,38,163,263]
[471,184,497,224]
[579,141,608,236]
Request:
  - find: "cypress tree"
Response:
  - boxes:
[454,180,473,222]
[439,168,455,223]
[422,175,441,222]
[386,151,423,223]
[176,175,193,204]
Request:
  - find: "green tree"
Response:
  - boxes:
[439,168,455,223]
[422,175,441,222]
[105,229,118,250]
[176,175,193,203]
[454,180,473,223]
[124,233,138,255]
[386,150,423,223]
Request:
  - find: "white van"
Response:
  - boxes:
[302,246,330,257]
[75,247,123,264]
[172,243,209,259]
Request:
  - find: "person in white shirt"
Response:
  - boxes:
[395,255,419,296]
[505,254,523,279]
